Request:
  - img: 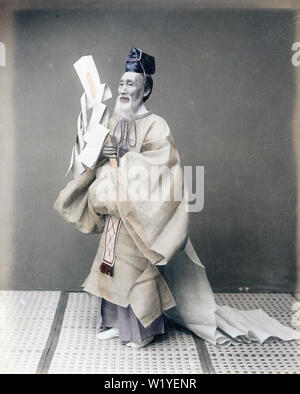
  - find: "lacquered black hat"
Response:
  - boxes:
[125,47,155,75]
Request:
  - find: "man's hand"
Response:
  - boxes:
[101,144,118,159]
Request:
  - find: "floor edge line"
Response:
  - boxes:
[35,291,69,374]
[192,334,216,374]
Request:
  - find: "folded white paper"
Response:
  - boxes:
[79,123,110,169]
[74,55,101,108]
[66,55,112,178]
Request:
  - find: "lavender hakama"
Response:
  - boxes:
[97,298,165,342]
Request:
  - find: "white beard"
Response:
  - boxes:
[113,95,143,121]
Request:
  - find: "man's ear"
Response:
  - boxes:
[143,88,151,99]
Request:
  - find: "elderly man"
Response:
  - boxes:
[84,48,177,348]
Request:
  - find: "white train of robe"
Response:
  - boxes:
[162,238,300,346]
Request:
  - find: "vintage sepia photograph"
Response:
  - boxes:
[0,0,300,377]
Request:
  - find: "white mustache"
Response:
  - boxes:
[118,95,131,101]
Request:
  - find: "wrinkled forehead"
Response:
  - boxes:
[119,71,144,85]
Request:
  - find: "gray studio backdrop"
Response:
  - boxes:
[3,5,297,291]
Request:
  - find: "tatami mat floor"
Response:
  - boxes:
[0,291,299,374]
[48,293,203,374]
[0,291,60,374]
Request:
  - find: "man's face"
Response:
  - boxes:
[117,72,144,110]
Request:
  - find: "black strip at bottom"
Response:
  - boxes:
[35,291,69,374]
[192,334,216,374]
